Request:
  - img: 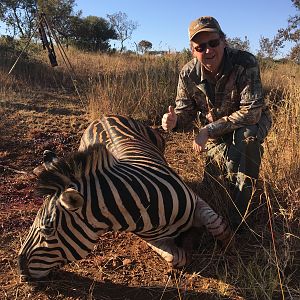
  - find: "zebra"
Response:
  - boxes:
[18,115,233,281]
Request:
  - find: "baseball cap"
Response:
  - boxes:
[189,16,222,41]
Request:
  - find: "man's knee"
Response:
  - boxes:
[230,126,263,178]
[233,125,259,145]
[233,126,263,157]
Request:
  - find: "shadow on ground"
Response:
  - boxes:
[29,270,231,300]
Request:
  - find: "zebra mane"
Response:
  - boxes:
[35,144,111,197]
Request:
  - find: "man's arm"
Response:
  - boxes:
[173,71,198,131]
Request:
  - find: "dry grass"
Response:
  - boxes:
[0,44,299,299]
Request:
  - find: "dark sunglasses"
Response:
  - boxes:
[194,38,221,53]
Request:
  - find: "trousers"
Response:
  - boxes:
[204,124,265,229]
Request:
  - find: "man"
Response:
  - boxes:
[161,16,272,231]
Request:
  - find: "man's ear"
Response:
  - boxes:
[191,47,197,58]
[189,41,196,57]
[220,37,227,49]
[58,188,84,210]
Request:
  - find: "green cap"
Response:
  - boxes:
[189,16,222,41]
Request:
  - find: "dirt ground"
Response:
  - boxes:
[0,92,297,300]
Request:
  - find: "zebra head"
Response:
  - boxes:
[18,149,99,281]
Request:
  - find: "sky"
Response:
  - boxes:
[0,0,296,56]
[75,0,296,56]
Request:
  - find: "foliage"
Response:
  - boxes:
[36,0,81,42]
[276,0,300,61]
[69,15,116,52]
[0,0,37,38]
[257,36,284,59]
[277,0,300,43]
[0,2,5,19]
[180,47,192,61]
[289,44,300,63]
[0,33,40,55]
[226,36,250,52]
[107,11,138,52]
[0,0,80,43]
[138,40,152,53]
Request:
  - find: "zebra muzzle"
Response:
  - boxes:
[18,254,31,282]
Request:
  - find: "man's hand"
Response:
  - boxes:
[161,106,177,131]
[193,127,209,153]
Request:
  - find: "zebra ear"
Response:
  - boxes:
[33,150,59,176]
[43,150,58,164]
[58,188,84,210]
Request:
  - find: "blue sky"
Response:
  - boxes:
[0,0,296,56]
[75,0,296,56]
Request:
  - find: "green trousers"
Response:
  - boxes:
[204,125,264,230]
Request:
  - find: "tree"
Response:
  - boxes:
[106,11,138,52]
[37,0,81,42]
[277,0,300,62]
[0,0,37,38]
[0,0,79,40]
[138,40,152,53]
[289,44,300,63]
[69,15,116,52]
[277,0,299,43]
[226,36,250,52]
[0,2,7,19]
[257,36,284,59]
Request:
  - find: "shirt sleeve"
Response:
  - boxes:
[173,71,198,131]
[206,57,265,139]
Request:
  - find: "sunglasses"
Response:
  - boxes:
[194,38,221,53]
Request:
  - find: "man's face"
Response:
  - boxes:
[191,32,225,75]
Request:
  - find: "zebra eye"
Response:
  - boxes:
[40,226,54,236]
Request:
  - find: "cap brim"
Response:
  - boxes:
[190,28,219,40]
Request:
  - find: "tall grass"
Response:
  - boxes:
[0,42,186,124]
[261,62,300,216]
[86,54,182,123]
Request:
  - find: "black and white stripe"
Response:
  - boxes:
[18,115,232,280]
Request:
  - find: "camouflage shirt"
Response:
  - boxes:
[174,47,272,139]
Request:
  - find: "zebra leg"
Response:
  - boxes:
[146,238,189,268]
[193,197,234,250]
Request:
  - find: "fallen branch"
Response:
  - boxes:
[0,164,29,175]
